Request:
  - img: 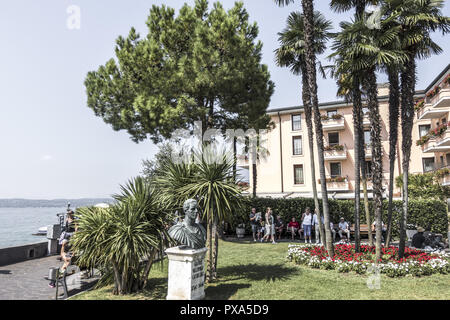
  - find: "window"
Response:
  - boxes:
[419,125,431,138]
[362,107,369,115]
[446,153,450,167]
[422,157,435,173]
[365,161,373,177]
[443,118,447,124]
[327,110,338,118]
[328,132,339,146]
[440,155,445,169]
[330,162,341,177]
[292,136,302,155]
[364,130,371,146]
[294,165,304,184]
[292,114,301,131]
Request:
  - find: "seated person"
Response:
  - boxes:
[411,227,426,249]
[338,217,351,242]
[287,217,300,240]
[371,220,387,241]
[275,215,284,240]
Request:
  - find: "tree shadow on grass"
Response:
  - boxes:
[139,277,168,300]
[218,263,300,283]
[205,283,251,300]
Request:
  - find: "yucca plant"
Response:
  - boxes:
[157,147,245,282]
[71,176,173,294]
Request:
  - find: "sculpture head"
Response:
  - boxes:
[183,199,198,223]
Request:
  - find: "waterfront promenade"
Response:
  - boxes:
[0,255,99,300]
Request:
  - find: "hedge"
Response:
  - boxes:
[229,197,448,239]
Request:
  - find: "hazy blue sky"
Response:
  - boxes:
[0,0,448,199]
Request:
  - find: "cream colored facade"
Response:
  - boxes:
[243,64,450,199]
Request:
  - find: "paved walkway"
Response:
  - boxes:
[0,256,99,300]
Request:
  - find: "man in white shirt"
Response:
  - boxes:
[338,217,351,242]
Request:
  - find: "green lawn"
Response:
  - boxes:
[72,239,450,300]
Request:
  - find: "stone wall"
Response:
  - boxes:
[0,242,48,266]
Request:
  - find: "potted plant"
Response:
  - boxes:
[236,223,246,238]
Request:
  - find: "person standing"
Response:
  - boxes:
[312,209,320,244]
[261,208,276,244]
[249,208,258,242]
[301,208,313,244]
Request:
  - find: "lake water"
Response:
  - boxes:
[0,207,66,249]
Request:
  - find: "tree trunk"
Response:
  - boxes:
[366,68,383,262]
[206,217,213,283]
[233,137,237,183]
[302,0,334,256]
[141,248,157,289]
[385,68,400,246]
[301,64,325,244]
[352,76,362,251]
[252,163,257,198]
[399,56,416,259]
[212,219,218,281]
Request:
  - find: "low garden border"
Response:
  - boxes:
[287,244,450,277]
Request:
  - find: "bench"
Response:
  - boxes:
[350,224,374,236]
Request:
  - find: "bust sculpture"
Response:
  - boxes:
[169,199,207,249]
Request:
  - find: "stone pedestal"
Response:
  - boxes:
[165,246,207,300]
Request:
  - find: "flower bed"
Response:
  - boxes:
[287,244,450,277]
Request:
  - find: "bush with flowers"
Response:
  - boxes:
[287,243,450,277]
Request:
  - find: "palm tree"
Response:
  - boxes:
[382,0,450,258]
[275,10,332,245]
[274,0,335,256]
[385,65,400,246]
[331,14,407,260]
[71,177,173,294]
[330,0,380,252]
[157,147,245,282]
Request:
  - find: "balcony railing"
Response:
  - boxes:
[321,114,345,131]
[318,175,349,191]
[364,144,372,160]
[417,103,449,120]
[324,144,347,160]
[362,113,371,128]
[427,87,450,109]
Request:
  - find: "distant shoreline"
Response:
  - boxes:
[0,198,114,208]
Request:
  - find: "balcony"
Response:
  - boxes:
[429,87,450,109]
[362,113,371,128]
[321,114,345,131]
[318,176,349,191]
[364,144,372,160]
[324,144,347,161]
[417,103,449,120]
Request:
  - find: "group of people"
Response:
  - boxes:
[249,207,392,244]
[249,207,284,244]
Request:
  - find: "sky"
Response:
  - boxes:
[0,0,448,199]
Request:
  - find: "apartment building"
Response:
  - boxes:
[241,64,450,199]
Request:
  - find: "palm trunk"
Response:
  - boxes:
[399,55,416,259]
[302,0,334,256]
[233,137,237,182]
[206,216,213,282]
[352,76,362,251]
[252,163,257,198]
[385,68,400,246]
[141,248,157,289]
[301,64,325,244]
[366,68,383,262]
[212,219,218,281]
